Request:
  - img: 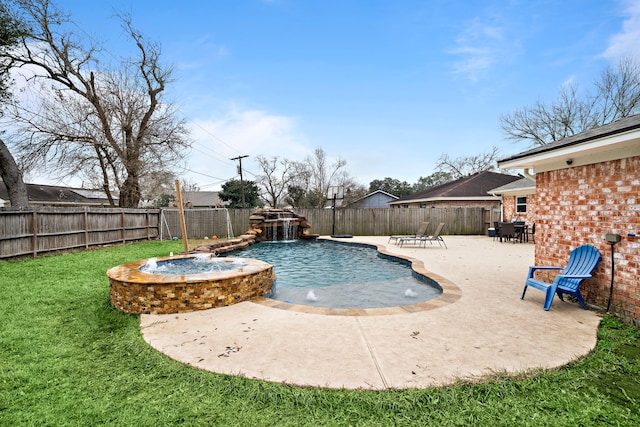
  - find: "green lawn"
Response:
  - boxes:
[1,240,638,426]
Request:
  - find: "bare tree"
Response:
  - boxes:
[4,0,190,207]
[179,178,200,193]
[593,57,640,124]
[136,170,182,205]
[289,148,348,208]
[501,57,640,146]
[0,1,29,208]
[335,173,367,206]
[435,146,501,179]
[255,155,296,208]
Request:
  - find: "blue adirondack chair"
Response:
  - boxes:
[521,244,601,311]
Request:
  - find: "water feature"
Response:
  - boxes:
[248,208,318,242]
[264,216,299,241]
[221,240,442,309]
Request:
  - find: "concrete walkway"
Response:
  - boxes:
[140,236,602,390]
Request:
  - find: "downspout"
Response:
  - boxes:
[489,192,504,222]
[523,168,535,225]
[523,168,535,179]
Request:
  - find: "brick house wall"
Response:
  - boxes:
[501,195,537,225]
[534,155,640,324]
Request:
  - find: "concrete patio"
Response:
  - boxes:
[140,235,602,390]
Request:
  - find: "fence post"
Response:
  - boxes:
[31,211,37,258]
[146,211,151,240]
[84,207,89,249]
[121,211,125,244]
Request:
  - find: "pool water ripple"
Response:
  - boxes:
[223,240,441,309]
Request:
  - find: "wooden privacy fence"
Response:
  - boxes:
[0,207,494,259]
[0,207,159,259]
[221,207,489,239]
[160,209,235,240]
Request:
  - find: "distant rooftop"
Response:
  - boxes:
[390,171,521,204]
[0,182,117,207]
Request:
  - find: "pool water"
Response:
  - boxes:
[223,240,441,309]
[139,255,248,275]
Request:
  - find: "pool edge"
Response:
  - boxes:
[251,238,461,316]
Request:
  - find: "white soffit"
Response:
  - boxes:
[499,130,640,172]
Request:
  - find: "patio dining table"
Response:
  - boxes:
[497,222,529,243]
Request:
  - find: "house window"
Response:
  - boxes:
[516,196,527,213]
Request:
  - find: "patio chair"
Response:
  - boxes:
[388,222,429,245]
[498,222,516,242]
[521,244,601,311]
[526,223,536,243]
[399,222,447,249]
[493,221,500,241]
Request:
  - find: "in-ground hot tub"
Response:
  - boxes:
[107,254,275,314]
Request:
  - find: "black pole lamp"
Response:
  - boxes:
[605,233,621,312]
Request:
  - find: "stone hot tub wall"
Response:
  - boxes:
[108,255,275,314]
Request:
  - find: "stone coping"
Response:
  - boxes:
[106,254,272,284]
[108,254,275,314]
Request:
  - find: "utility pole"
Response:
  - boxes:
[230,155,249,208]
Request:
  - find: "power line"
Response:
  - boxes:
[182,169,236,190]
[183,168,229,181]
[187,143,234,166]
[188,118,243,156]
[198,180,232,190]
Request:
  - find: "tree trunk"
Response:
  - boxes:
[0,138,29,209]
[119,173,141,208]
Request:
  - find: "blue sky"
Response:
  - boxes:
[43,0,640,190]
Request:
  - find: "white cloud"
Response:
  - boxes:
[561,75,576,88]
[185,105,312,188]
[448,18,507,82]
[602,0,640,61]
[194,34,229,59]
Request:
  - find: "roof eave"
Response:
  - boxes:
[490,186,536,196]
[498,128,640,171]
[389,196,501,205]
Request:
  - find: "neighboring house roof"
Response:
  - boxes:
[390,171,521,205]
[348,190,398,206]
[181,191,228,207]
[0,182,118,207]
[498,113,640,171]
[489,177,536,196]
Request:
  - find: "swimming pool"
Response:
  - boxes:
[222,239,442,309]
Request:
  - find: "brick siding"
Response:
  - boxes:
[502,195,537,224]
[534,156,640,324]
